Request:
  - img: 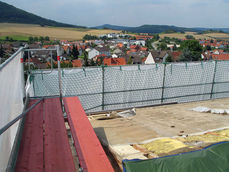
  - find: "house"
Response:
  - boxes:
[29,43,41,49]
[103,57,126,66]
[150,50,169,63]
[88,48,100,60]
[145,52,155,64]
[93,54,108,62]
[213,49,224,55]
[126,51,148,64]
[113,48,123,54]
[112,54,118,58]
[130,40,146,46]
[135,35,154,40]
[25,57,47,69]
[95,46,111,56]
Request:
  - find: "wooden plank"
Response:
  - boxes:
[44,98,76,172]
[15,99,44,172]
[64,97,114,172]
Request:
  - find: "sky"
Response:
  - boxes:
[2,0,229,28]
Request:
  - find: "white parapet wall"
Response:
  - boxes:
[0,48,25,172]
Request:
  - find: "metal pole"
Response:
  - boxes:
[57,46,63,105]
[21,49,26,98]
[161,63,167,103]
[210,60,217,99]
[102,65,105,110]
[28,50,31,72]
[51,50,53,70]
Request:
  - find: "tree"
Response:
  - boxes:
[127,56,133,64]
[34,37,38,42]
[145,39,153,49]
[0,44,5,58]
[83,34,98,40]
[45,36,50,41]
[28,37,34,44]
[71,45,79,59]
[154,34,160,40]
[39,36,44,42]
[179,40,202,61]
[179,48,194,61]
[185,35,195,40]
[158,42,167,50]
[206,45,211,51]
[173,44,177,51]
[165,55,173,63]
[83,51,89,66]
[90,59,96,66]
[5,36,9,41]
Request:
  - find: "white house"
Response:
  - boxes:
[112,54,118,58]
[145,52,155,64]
[130,40,146,46]
[88,48,100,60]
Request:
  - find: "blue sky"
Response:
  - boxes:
[2,0,229,28]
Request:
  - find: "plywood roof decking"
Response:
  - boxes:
[90,98,229,145]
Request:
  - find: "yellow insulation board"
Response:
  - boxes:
[142,129,229,156]
[142,138,191,155]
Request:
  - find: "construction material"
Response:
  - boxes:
[117,108,136,118]
[191,106,211,113]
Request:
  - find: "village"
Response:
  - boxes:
[0,32,229,69]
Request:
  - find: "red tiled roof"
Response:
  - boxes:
[141,57,147,62]
[135,35,153,40]
[140,47,148,51]
[103,58,126,66]
[212,54,229,60]
[130,49,137,52]
[72,59,82,67]
[43,45,54,49]
[130,45,138,49]
[117,43,124,48]
[62,45,73,51]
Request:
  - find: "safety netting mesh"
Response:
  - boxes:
[163,62,215,103]
[213,61,229,99]
[104,65,164,110]
[30,61,229,113]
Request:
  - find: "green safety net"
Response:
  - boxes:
[123,142,229,172]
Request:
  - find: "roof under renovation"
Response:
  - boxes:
[89,98,229,170]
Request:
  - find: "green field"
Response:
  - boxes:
[0,35,29,41]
